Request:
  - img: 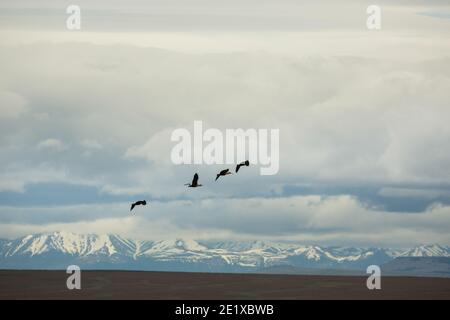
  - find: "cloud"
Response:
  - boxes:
[378,187,450,199]
[124,127,174,166]
[36,138,67,152]
[0,0,449,34]
[0,91,28,119]
[0,166,72,193]
[0,1,449,246]
[1,44,449,199]
[0,195,449,247]
[80,139,102,150]
[1,44,449,198]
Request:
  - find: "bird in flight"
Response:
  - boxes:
[130,200,147,212]
[185,173,202,187]
[236,160,250,173]
[216,168,232,181]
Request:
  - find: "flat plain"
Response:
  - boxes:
[0,270,449,300]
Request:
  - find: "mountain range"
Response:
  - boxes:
[1,232,449,275]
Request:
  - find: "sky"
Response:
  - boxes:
[0,0,449,247]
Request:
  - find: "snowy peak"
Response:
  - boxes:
[400,244,450,257]
[1,233,449,271]
[204,240,294,253]
[3,232,119,257]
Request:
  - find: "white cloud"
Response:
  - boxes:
[0,43,448,199]
[124,128,174,166]
[36,138,67,152]
[0,43,448,196]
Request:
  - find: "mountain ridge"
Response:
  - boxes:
[1,232,449,272]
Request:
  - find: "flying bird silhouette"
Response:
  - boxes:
[216,168,232,181]
[236,160,250,173]
[185,173,202,187]
[130,200,147,212]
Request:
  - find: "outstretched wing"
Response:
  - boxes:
[236,164,241,173]
[192,173,199,185]
[130,203,136,211]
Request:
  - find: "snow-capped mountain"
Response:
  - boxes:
[3,233,118,257]
[399,244,450,257]
[0,232,449,272]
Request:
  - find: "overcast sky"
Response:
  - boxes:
[0,0,449,247]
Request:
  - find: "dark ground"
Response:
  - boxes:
[0,270,449,300]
